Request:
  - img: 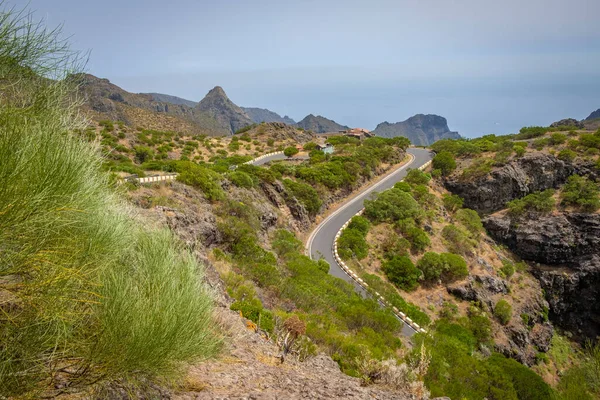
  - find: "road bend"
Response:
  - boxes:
[306,147,433,336]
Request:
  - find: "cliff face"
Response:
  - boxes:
[294,114,349,133]
[373,114,460,146]
[195,86,254,134]
[484,212,600,339]
[445,153,575,214]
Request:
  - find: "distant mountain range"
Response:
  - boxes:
[78,73,470,144]
[372,114,461,146]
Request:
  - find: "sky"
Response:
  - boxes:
[11,0,600,137]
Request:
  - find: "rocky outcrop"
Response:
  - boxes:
[484,211,600,339]
[295,114,349,133]
[550,118,584,129]
[372,114,460,146]
[585,108,600,121]
[448,274,552,366]
[196,86,254,134]
[445,153,575,214]
[242,107,296,125]
[484,213,600,264]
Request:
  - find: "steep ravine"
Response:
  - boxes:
[443,152,600,340]
[485,211,600,339]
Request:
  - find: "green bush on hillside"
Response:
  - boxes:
[0,8,220,395]
[507,189,556,215]
[176,161,224,201]
[560,175,600,212]
[455,208,483,239]
[283,178,322,215]
[284,146,299,157]
[405,168,431,185]
[432,151,457,176]
[494,299,513,325]
[382,256,421,291]
[441,224,476,255]
[442,193,464,212]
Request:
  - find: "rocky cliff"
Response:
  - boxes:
[484,211,600,339]
[373,114,460,146]
[445,153,575,214]
[585,108,600,121]
[196,86,254,134]
[242,107,296,125]
[295,114,349,133]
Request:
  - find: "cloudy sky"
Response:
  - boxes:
[12,0,600,137]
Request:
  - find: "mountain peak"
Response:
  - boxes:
[197,86,253,134]
[205,86,227,98]
[372,113,460,146]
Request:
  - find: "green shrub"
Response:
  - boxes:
[380,232,410,259]
[432,151,457,176]
[532,137,550,150]
[417,252,444,282]
[93,230,221,377]
[558,148,577,162]
[514,126,548,140]
[382,256,421,291]
[405,226,431,252]
[442,194,464,212]
[283,179,322,215]
[440,252,468,282]
[175,161,224,201]
[228,170,256,188]
[364,188,423,223]
[284,146,299,157]
[500,260,516,279]
[134,145,154,163]
[560,175,600,212]
[234,124,256,134]
[405,168,432,185]
[514,145,526,157]
[338,228,369,260]
[550,132,567,145]
[507,189,555,215]
[461,158,493,180]
[347,215,370,235]
[494,299,512,325]
[303,142,317,151]
[272,229,302,258]
[455,208,483,239]
[441,224,475,255]
[0,9,220,393]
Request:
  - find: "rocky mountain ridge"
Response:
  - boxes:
[294,114,350,133]
[195,86,254,134]
[372,114,461,146]
[242,107,296,125]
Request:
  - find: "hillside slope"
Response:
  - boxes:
[373,114,460,146]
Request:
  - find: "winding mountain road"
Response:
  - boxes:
[306,147,433,336]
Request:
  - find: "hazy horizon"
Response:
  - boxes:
[14,0,600,137]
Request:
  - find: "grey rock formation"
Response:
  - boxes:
[372,114,460,146]
[242,107,296,125]
[484,211,600,339]
[196,86,254,134]
[585,108,600,121]
[550,118,584,129]
[445,153,575,214]
[295,114,349,133]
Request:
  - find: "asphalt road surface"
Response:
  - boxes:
[306,147,433,336]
